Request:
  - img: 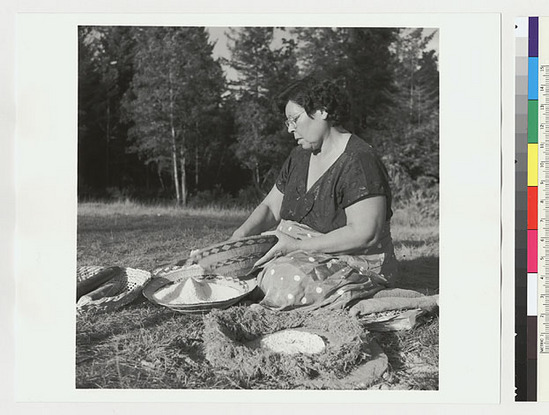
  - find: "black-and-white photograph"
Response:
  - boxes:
[76,26,440,390]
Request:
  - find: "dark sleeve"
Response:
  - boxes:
[275,148,298,194]
[339,150,391,209]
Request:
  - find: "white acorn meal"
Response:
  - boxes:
[154,276,241,304]
[255,329,326,355]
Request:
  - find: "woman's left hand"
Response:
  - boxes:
[253,231,302,268]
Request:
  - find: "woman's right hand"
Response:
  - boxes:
[228,229,247,241]
[253,231,301,268]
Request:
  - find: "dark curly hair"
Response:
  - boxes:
[275,77,350,127]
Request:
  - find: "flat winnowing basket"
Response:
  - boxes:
[76,266,151,313]
[184,234,277,278]
[143,265,257,313]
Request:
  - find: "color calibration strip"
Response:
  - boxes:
[517,16,549,402]
[515,16,529,401]
[528,17,538,402]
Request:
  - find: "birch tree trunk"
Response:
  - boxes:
[168,67,181,205]
[252,121,261,189]
[254,162,261,191]
[180,144,187,205]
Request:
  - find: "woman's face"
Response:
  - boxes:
[285,101,327,151]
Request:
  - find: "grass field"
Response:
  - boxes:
[76,200,439,390]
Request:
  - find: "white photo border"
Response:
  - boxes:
[15,12,500,404]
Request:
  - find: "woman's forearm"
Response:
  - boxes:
[232,203,280,239]
[232,185,284,239]
[295,223,379,255]
[255,222,378,268]
[252,196,386,267]
[294,196,386,254]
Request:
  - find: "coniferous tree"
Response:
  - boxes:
[293,27,399,135]
[226,27,299,193]
[78,26,136,197]
[123,27,225,205]
[381,29,439,195]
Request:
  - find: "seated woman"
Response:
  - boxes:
[230,78,398,311]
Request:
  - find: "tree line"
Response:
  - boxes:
[78,26,439,206]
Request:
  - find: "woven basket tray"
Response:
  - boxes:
[182,234,277,278]
[76,266,151,313]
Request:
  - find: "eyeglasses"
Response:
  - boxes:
[284,111,306,129]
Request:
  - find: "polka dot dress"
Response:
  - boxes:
[256,220,398,311]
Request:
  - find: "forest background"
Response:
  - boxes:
[78,26,439,211]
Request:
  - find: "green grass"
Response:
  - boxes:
[76,200,439,390]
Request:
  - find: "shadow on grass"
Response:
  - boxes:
[368,254,439,389]
[371,313,439,390]
[394,237,439,249]
[395,255,439,293]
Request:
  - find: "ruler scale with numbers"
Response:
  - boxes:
[538,56,549,400]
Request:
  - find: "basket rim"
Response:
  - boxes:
[188,234,278,260]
